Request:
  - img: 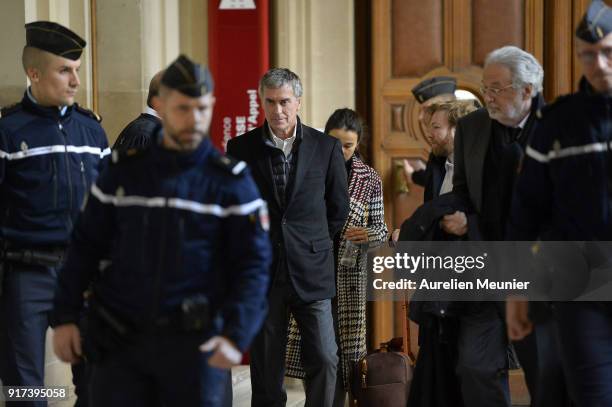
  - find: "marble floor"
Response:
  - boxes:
[0,329,529,407]
[0,329,306,407]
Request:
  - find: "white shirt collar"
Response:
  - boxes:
[267,123,297,156]
[27,87,37,104]
[446,153,454,166]
[144,106,160,119]
[516,113,530,129]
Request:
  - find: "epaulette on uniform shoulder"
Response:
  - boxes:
[0,103,22,119]
[74,104,102,122]
[536,94,572,119]
[213,155,247,176]
[111,148,145,165]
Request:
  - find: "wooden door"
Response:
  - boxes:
[370,0,545,352]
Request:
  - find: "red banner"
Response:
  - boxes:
[208,0,269,151]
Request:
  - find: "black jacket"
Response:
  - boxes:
[398,193,468,407]
[412,153,447,202]
[398,192,470,242]
[453,94,545,237]
[227,118,349,302]
[112,113,161,152]
[0,92,109,247]
[398,193,471,323]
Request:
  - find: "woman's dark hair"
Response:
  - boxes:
[324,108,365,144]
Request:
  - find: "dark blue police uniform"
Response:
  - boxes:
[509,75,612,406]
[52,131,271,406]
[0,21,107,407]
[0,90,108,400]
[507,8,612,406]
[510,79,612,241]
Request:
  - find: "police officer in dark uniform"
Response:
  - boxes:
[403,76,457,201]
[0,21,108,405]
[390,77,459,241]
[507,1,612,405]
[412,76,458,122]
[52,55,271,406]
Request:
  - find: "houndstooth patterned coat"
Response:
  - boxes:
[284,155,388,390]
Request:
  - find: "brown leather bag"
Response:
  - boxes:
[351,301,415,406]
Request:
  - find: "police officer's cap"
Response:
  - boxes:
[411,76,457,104]
[576,0,612,43]
[25,21,86,60]
[161,55,214,97]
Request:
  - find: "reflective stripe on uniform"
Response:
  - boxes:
[90,184,264,217]
[232,161,247,175]
[525,141,612,163]
[0,145,111,160]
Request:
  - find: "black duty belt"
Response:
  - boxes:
[152,311,210,333]
[3,248,65,268]
[153,296,211,333]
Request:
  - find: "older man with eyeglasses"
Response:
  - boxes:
[438,45,572,407]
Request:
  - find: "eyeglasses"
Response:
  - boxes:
[577,47,612,65]
[479,83,514,96]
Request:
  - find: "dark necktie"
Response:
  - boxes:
[512,127,522,140]
[505,126,522,144]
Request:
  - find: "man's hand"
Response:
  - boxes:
[199,336,242,369]
[402,159,416,183]
[413,160,426,172]
[506,297,533,340]
[401,159,426,185]
[440,211,468,236]
[345,227,369,244]
[53,323,82,364]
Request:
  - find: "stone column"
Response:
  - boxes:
[180,0,208,65]
[95,0,180,142]
[272,0,355,129]
[0,2,27,108]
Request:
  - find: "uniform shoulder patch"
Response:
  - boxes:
[536,94,572,119]
[74,104,102,122]
[213,154,247,176]
[0,103,22,119]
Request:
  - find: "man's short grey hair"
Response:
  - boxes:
[485,46,544,93]
[259,68,303,98]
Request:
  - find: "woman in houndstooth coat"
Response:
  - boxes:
[285,108,388,406]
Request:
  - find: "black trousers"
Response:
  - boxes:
[455,303,510,407]
[554,302,612,407]
[513,318,571,407]
[250,266,338,407]
[0,264,88,406]
[89,332,229,407]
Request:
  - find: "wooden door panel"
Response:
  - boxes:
[392,0,444,77]
[472,0,525,66]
